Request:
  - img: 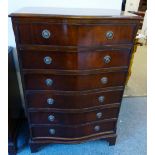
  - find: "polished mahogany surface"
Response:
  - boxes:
[31,119,117,139]
[29,106,119,125]
[24,71,127,91]
[26,89,123,109]
[20,48,131,70]
[9,7,141,153]
[17,23,136,46]
[9,7,141,18]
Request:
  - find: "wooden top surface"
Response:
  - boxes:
[9,7,142,20]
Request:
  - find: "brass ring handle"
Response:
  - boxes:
[42,29,51,39]
[94,125,100,132]
[101,77,108,84]
[106,31,114,40]
[45,78,53,87]
[49,128,55,135]
[48,115,55,122]
[103,55,111,64]
[44,56,52,64]
[96,112,102,119]
[98,96,105,103]
[47,98,54,105]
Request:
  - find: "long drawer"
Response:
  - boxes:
[20,48,131,70]
[26,89,123,109]
[31,119,116,139]
[24,71,127,91]
[29,106,119,125]
[17,23,136,46]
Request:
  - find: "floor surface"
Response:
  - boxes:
[17,97,147,155]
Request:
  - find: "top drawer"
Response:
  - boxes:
[16,23,136,46]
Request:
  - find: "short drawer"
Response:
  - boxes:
[17,23,136,46]
[24,71,127,91]
[29,106,119,125]
[20,48,131,70]
[26,89,123,109]
[31,120,116,139]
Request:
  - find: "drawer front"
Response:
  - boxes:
[24,71,127,91]
[31,120,116,138]
[26,89,123,109]
[17,23,136,46]
[29,107,119,125]
[20,49,131,70]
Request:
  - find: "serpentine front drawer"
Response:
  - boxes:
[26,89,123,109]
[31,119,117,139]
[16,23,137,46]
[20,48,131,70]
[29,106,119,125]
[23,71,127,91]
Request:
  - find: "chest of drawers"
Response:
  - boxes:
[9,7,141,153]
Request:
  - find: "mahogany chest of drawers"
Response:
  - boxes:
[9,7,141,153]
